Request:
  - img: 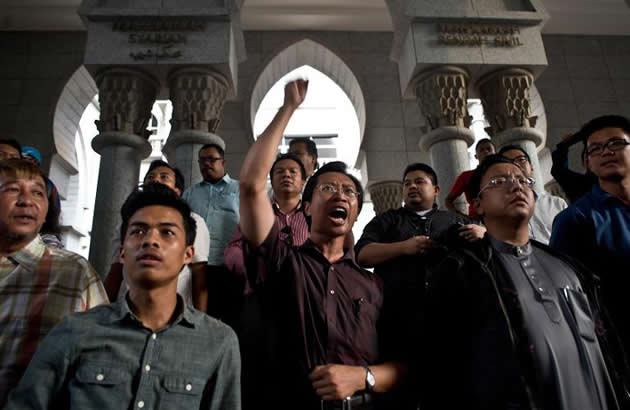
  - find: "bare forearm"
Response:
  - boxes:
[103,263,123,302]
[357,242,407,267]
[371,361,407,393]
[444,196,457,212]
[191,263,208,312]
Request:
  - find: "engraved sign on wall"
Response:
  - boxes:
[437,23,523,47]
[112,18,207,61]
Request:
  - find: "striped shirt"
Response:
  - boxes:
[0,235,108,405]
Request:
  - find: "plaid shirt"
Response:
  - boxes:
[0,235,108,405]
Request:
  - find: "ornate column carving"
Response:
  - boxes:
[367,181,403,216]
[163,68,229,187]
[415,66,475,208]
[478,68,545,192]
[89,68,157,279]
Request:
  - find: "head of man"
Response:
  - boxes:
[288,138,318,177]
[270,153,306,198]
[144,160,185,196]
[21,147,42,167]
[402,163,439,212]
[198,144,226,183]
[498,145,533,178]
[469,155,536,226]
[0,159,48,249]
[577,115,630,183]
[475,138,496,162]
[119,183,196,291]
[302,161,363,237]
[0,139,22,161]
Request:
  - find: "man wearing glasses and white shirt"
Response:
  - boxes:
[551,115,630,357]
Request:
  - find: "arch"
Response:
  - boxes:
[53,65,98,172]
[250,39,366,144]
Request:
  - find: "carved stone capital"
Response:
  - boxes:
[477,68,537,136]
[415,66,472,131]
[367,180,403,216]
[94,68,159,138]
[168,68,229,134]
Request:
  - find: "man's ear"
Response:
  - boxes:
[303,201,311,217]
[472,197,484,219]
[184,245,194,265]
[434,184,440,196]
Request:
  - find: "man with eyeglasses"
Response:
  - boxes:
[499,145,567,244]
[239,80,404,410]
[551,114,630,351]
[422,154,626,410]
[182,143,240,321]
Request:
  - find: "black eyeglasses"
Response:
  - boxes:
[198,156,223,164]
[586,138,630,157]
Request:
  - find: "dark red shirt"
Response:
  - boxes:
[448,169,478,219]
[244,223,383,401]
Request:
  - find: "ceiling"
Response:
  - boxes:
[1,0,629,35]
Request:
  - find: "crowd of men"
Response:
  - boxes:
[0,79,629,410]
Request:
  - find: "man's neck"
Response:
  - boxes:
[405,203,432,213]
[599,176,630,205]
[204,174,225,184]
[309,232,347,263]
[0,234,36,258]
[127,285,179,331]
[484,218,529,246]
[274,192,301,214]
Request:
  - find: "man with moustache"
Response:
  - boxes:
[6,183,241,410]
[183,143,239,320]
[551,114,630,354]
[0,159,107,406]
[423,154,624,410]
[239,79,403,409]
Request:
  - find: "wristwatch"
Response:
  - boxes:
[365,367,375,391]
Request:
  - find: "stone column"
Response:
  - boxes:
[416,66,475,209]
[477,68,545,193]
[89,68,157,279]
[367,180,403,216]
[163,68,229,187]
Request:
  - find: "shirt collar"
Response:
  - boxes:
[110,293,198,329]
[591,184,623,205]
[272,200,303,215]
[6,235,47,271]
[300,239,364,270]
[488,235,532,257]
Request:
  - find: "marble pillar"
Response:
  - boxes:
[478,68,545,193]
[163,68,229,187]
[367,180,403,216]
[89,68,157,279]
[416,66,475,209]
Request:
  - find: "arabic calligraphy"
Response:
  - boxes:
[437,23,523,47]
[130,44,183,61]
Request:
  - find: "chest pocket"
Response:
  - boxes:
[159,374,205,410]
[71,363,132,408]
[563,288,597,342]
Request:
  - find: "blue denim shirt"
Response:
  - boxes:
[183,174,240,266]
[5,297,241,410]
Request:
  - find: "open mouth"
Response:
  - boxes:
[14,214,36,222]
[328,207,348,225]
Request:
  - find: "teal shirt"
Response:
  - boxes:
[182,174,240,266]
[6,297,241,410]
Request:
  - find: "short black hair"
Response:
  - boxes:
[270,153,307,181]
[0,138,22,156]
[475,138,494,152]
[302,161,363,227]
[120,182,196,246]
[498,145,531,163]
[403,163,438,185]
[468,154,521,200]
[577,115,630,153]
[144,160,185,194]
[289,138,319,170]
[199,143,225,158]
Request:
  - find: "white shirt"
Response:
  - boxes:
[529,192,568,245]
[112,212,211,307]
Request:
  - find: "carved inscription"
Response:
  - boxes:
[438,23,522,47]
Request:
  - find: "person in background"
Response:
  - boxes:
[6,183,241,410]
[0,159,107,406]
[499,145,567,244]
[445,138,496,219]
[289,137,319,178]
[0,139,22,161]
[104,160,210,311]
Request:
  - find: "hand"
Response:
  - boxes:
[458,224,486,241]
[402,235,434,255]
[309,364,366,401]
[283,79,308,110]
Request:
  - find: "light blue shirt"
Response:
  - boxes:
[183,174,240,266]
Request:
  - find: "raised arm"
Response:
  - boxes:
[239,80,308,247]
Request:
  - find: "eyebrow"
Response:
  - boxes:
[128,221,182,230]
[1,179,47,190]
